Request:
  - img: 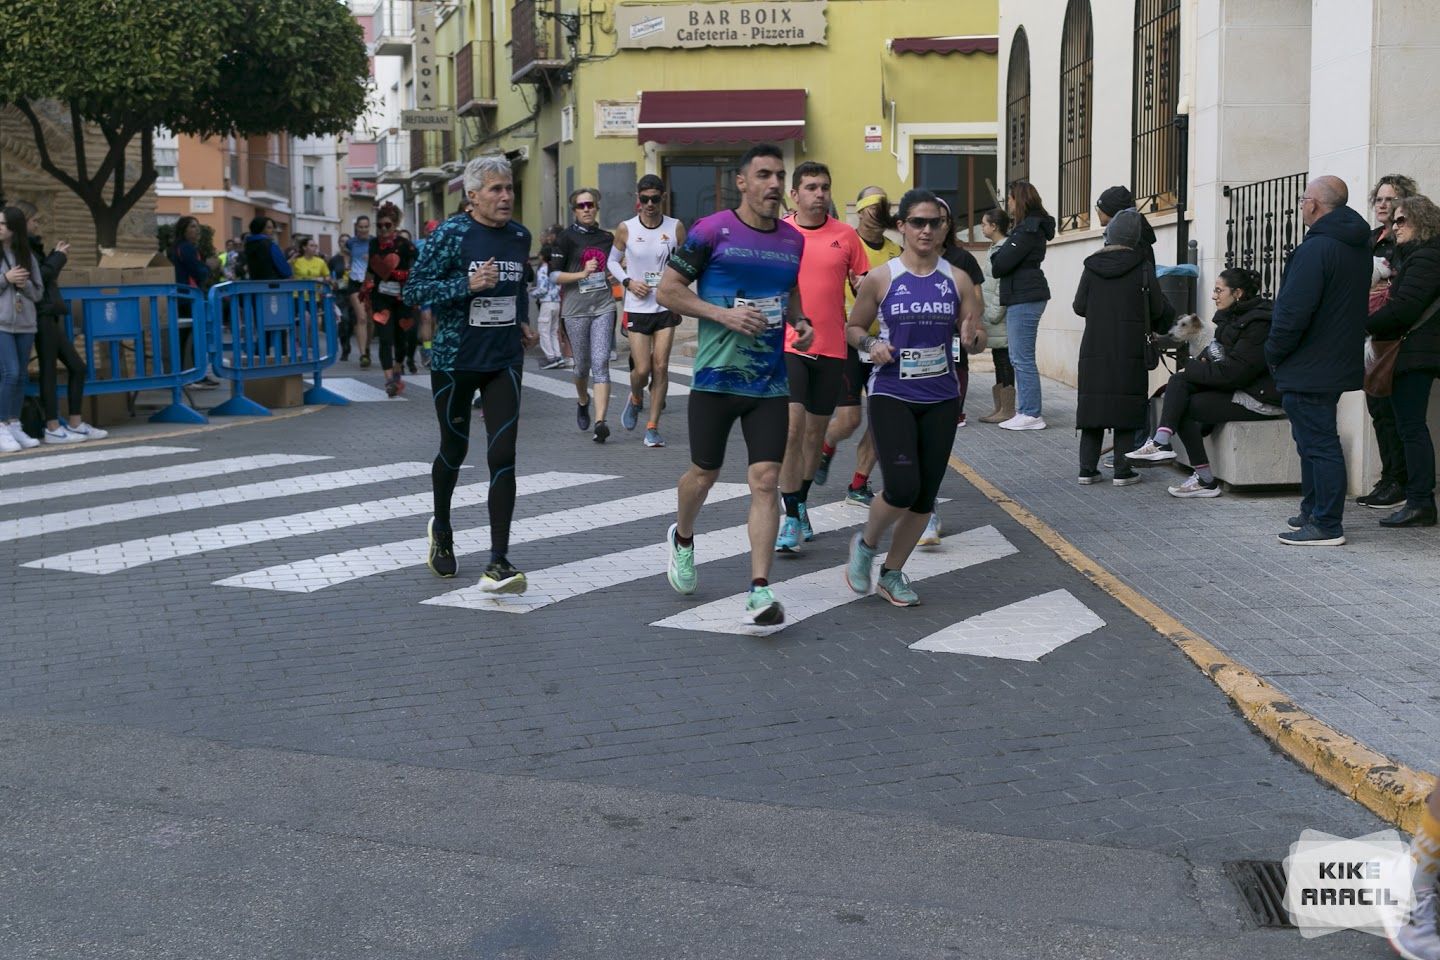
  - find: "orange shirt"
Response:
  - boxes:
[782,214,871,359]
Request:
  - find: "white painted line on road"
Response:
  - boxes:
[228,482,748,594]
[909,588,1105,661]
[608,368,691,396]
[651,523,1017,638]
[29,471,611,576]
[426,499,874,614]
[304,377,405,402]
[523,374,584,400]
[0,445,199,478]
[3,454,329,507]
[0,462,447,545]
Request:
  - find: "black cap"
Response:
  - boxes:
[1097,186,1136,217]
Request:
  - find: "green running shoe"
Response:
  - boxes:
[479,559,527,594]
[746,584,784,626]
[666,523,697,595]
[845,481,874,507]
[877,568,920,606]
[845,532,876,594]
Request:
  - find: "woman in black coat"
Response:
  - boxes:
[1071,210,1174,485]
[1365,195,1440,527]
[1126,268,1284,497]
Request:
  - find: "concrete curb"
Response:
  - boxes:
[948,454,1436,832]
[1,404,323,459]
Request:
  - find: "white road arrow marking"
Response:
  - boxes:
[908,588,1105,661]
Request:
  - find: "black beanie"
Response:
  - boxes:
[1097,186,1135,217]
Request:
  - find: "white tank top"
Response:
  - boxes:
[621,214,680,314]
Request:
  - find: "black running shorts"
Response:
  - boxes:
[784,352,846,417]
[624,310,680,337]
[687,391,789,471]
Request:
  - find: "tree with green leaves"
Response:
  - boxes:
[0,0,369,250]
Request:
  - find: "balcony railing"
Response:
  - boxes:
[246,157,291,201]
[457,39,498,115]
[511,0,568,84]
[373,0,413,57]
[1224,172,1307,300]
[409,130,453,183]
[377,131,410,183]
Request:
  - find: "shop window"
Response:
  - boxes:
[1132,0,1181,214]
[1058,0,1093,232]
[663,157,740,228]
[1005,28,1030,188]
[913,142,998,245]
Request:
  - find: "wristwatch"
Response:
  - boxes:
[861,335,878,352]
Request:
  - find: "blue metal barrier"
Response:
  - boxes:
[25,284,210,424]
[206,280,348,416]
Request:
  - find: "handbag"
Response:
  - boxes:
[1364,295,1440,398]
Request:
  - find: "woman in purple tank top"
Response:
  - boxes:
[841,189,984,608]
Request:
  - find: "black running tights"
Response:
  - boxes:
[432,366,522,563]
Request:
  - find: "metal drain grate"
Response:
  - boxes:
[1225,860,1295,928]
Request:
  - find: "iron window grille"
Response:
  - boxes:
[1132,0,1182,215]
[1224,172,1309,299]
[1058,0,1094,232]
[1006,28,1031,188]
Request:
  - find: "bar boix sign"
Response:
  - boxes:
[616,0,827,49]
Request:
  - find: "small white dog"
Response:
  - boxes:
[1166,312,1216,357]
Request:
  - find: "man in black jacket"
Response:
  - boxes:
[1265,176,1371,546]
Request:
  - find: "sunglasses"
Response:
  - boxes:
[377,221,395,228]
[574,201,597,210]
[902,216,946,231]
[638,194,663,205]
[1394,216,1409,226]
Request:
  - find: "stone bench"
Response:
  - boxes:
[1170,417,1301,488]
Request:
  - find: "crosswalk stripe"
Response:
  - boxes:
[608,368,691,396]
[220,482,748,594]
[303,377,404,402]
[3,454,329,507]
[423,499,873,614]
[650,524,1018,637]
[0,445,199,478]
[26,471,611,576]
[0,462,442,545]
[909,588,1105,661]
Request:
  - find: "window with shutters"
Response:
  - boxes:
[1005,28,1030,188]
[1131,0,1182,214]
[1057,0,1094,232]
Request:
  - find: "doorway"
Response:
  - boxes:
[663,157,740,227]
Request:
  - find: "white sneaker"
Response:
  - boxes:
[0,427,21,453]
[67,421,107,440]
[998,413,1047,431]
[1126,439,1177,462]
[6,423,39,448]
[1392,886,1439,960]
[43,425,86,444]
[1167,473,1222,498]
[918,513,942,546]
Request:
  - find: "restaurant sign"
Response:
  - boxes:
[616,1,827,50]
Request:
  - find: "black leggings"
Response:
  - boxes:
[375,297,416,370]
[1158,374,1277,466]
[869,394,959,514]
[992,347,1015,387]
[432,366,523,564]
[1080,428,1141,474]
[35,316,85,422]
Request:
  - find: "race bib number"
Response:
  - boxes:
[644,271,663,287]
[952,335,961,360]
[378,280,402,297]
[469,297,517,327]
[579,272,608,293]
[735,296,784,329]
[899,345,948,379]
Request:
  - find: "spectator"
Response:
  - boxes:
[243,216,292,280]
[1364,194,1440,528]
[347,216,373,366]
[1071,209,1174,486]
[990,179,1055,430]
[533,245,563,369]
[1126,267,1283,497]
[166,216,219,387]
[0,206,44,452]
[1358,173,1421,510]
[290,236,329,281]
[978,207,1013,423]
[1095,185,1157,265]
[1264,175,1371,546]
[223,237,247,280]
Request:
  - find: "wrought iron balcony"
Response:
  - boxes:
[1224,172,1307,300]
[511,0,568,84]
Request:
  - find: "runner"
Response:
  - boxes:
[814,186,900,508]
[843,189,982,606]
[366,202,419,397]
[403,155,537,594]
[607,174,686,448]
[346,216,373,367]
[657,142,814,626]
[775,163,870,552]
[550,188,617,443]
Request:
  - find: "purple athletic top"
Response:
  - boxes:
[868,258,962,404]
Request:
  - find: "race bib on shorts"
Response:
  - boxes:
[899,344,948,379]
[579,272,608,293]
[735,296,784,330]
[469,297,517,327]
[378,280,402,297]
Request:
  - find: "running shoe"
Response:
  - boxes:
[6,423,38,449]
[577,401,591,432]
[67,421,107,440]
[479,558,528,594]
[541,357,566,370]
[0,427,20,453]
[918,513,942,546]
[665,523,696,595]
[846,482,874,507]
[1278,524,1345,547]
[384,377,399,398]
[877,568,920,607]
[775,515,802,553]
[359,353,371,369]
[998,413,1047,431]
[845,532,876,594]
[1168,474,1222,498]
[592,421,610,444]
[745,584,784,626]
[797,501,814,542]
[42,425,85,444]
[426,518,457,578]
[1391,885,1439,960]
[956,412,967,428]
[1126,439,1177,463]
[644,427,665,448]
[621,395,643,431]
[813,451,833,486]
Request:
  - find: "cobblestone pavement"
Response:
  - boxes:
[0,357,1398,957]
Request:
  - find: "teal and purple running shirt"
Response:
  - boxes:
[667,209,803,398]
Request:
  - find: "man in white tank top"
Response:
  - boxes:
[608,174,687,448]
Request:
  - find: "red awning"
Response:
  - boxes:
[636,89,806,145]
[889,36,999,56]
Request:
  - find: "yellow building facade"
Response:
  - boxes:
[428,0,998,240]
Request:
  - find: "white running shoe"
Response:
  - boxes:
[0,426,21,453]
[67,421,107,440]
[998,413,1047,431]
[6,423,39,448]
[43,425,86,444]
[1168,474,1222,498]
[1126,439,1177,462]
[1392,886,1440,960]
[918,513,942,546]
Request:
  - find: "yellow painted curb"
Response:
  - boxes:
[948,454,1436,832]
